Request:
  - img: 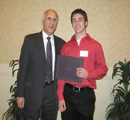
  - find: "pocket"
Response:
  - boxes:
[89,89,96,104]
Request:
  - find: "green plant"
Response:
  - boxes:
[2,60,42,120]
[106,59,130,120]
[2,60,23,120]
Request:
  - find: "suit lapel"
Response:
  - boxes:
[54,35,58,80]
[54,35,58,60]
[36,32,46,60]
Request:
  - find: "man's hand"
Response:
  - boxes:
[76,68,88,78]
[59,100,66,112]
[17,97,25,109]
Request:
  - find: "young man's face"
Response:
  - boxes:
[72,13,88,35]
[42,10,58,36]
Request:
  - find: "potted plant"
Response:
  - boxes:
[2,60,23,120]
[2,60,42,120]
[105,59,130,120]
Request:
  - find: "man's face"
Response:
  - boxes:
[72,13,88,35]
[42,10,58,36]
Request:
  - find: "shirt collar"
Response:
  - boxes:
[72,33,90,41]
[42,30,54,43]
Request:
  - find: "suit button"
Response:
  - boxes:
[44,73,46,75]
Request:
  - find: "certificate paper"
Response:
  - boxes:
[56,55,84,83]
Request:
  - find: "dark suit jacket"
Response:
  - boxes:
[17,31,65,110]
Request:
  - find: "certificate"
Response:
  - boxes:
[56,55,84,83]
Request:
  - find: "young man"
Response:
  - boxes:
[17,9,65,120]
[57,9,108,120]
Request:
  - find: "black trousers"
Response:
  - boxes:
[61,84,96,120]
[23,82,58,120]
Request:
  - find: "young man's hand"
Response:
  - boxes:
[59,100,66,112]
[76,68,88,78]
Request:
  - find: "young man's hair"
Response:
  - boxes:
[71,9,88,23]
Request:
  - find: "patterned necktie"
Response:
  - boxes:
[46,37,52,83]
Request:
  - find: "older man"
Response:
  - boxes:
[17,9,65,120]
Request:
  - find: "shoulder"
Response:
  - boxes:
[64,38,74,46]
[88,34,102,47]
[61,40,73,52]
[25,32,40,39]
[23,32,42,44]
[92,38,101,45]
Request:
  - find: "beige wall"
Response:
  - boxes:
[0,0,130,66]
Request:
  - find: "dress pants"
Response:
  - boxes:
[23,82,58,120]
[61,84,96,120]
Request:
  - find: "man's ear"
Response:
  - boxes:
[85,21,88,26]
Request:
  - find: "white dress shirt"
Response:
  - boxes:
[42,31,55,80]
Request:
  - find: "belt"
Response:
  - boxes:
[65,83,92,92]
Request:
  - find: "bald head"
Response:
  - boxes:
[42,9,59,21]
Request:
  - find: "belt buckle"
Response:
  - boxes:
[73,86,80,92]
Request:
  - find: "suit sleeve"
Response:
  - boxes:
[17,36,30,97]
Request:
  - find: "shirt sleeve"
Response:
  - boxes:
[57,79,66,101]
[87,44,108,80]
